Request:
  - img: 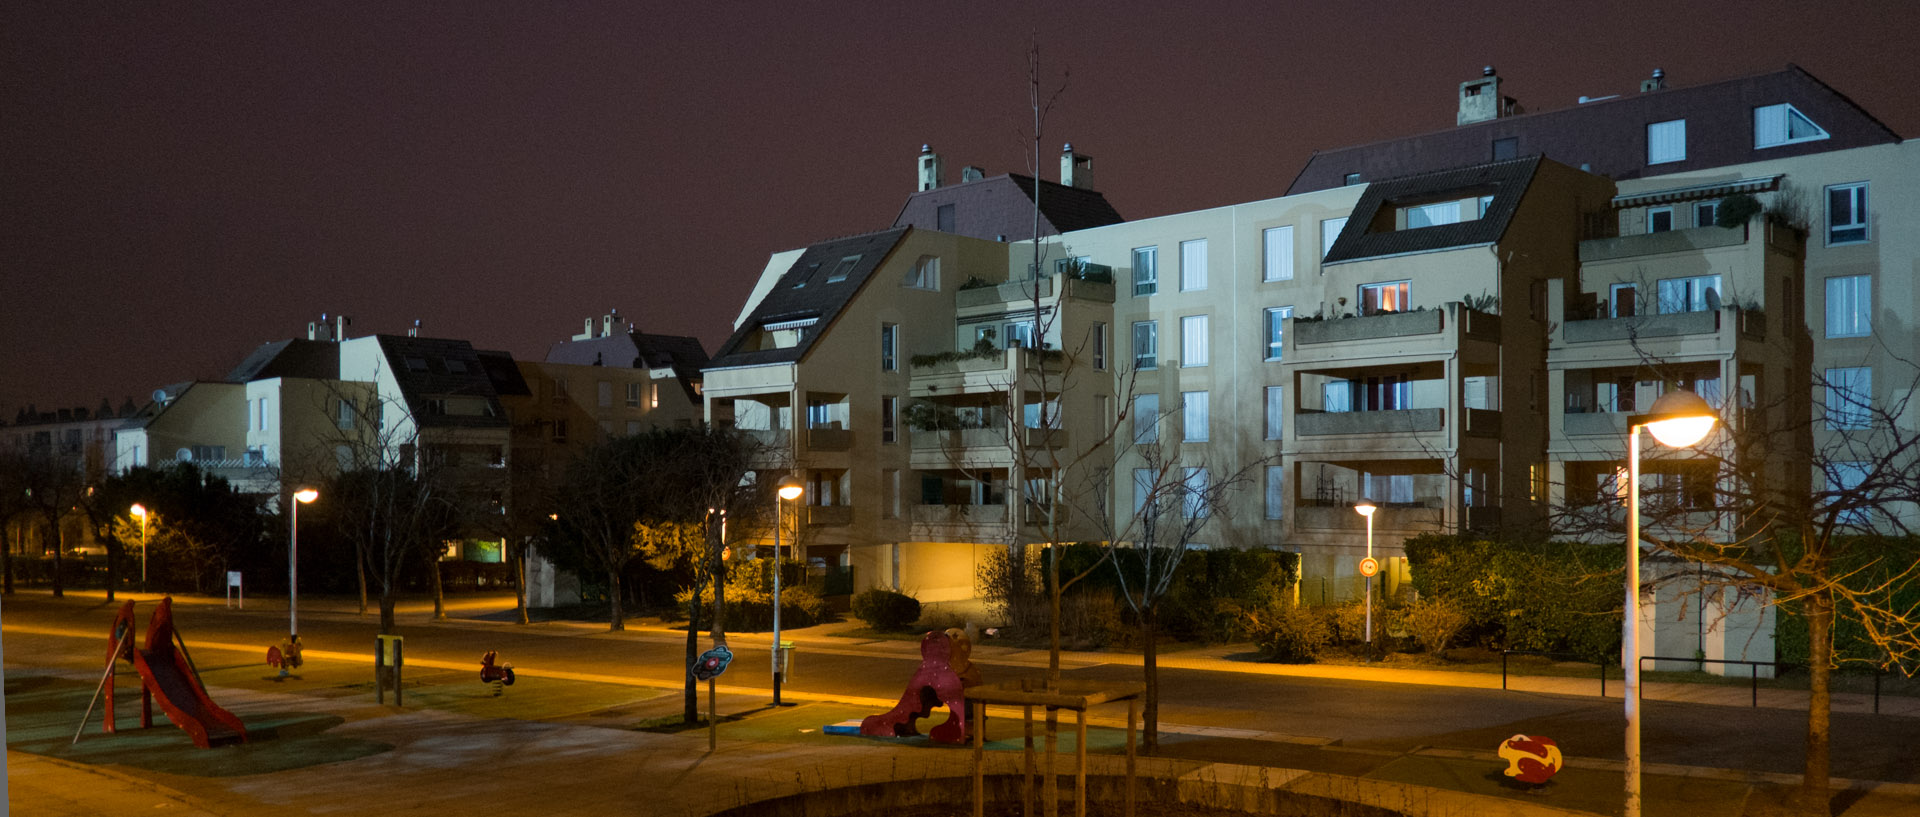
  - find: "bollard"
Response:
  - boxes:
[375,634,405,706]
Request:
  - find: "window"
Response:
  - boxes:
[881,396,898,444]
[552,419,568,443]
[1181,467,1210,518]
[1179,239,1207,291]
[444,359,469,374]
[1133,468,1154,514]
[552,378,567,404]
[1265,306,1291,360]
[1826,367,1872,430]
[905,255,939,290]
[1003,320,1036,349]
[1694,200,1720,228]
[1491,137,1518,161]
[597,381,613,408]
[883,469,900,519]
[336,398,356,430]
[1826,182,1868,245]
[1132,321,1157,370]
[626,382,641,407]
[1826,275,1871,338]
[1343,172,1361,185]
[649,383,660,408]
[1827,462,1871,528]
[806,400,833,429]
[1323,380,1352,412]
[1265,465,1285,519]
[1132,247,1157,296]
[1405,201,1463,228]
[824,254,861,282]
[1647,119,1686,164]
[1023,400,1061,429]
[1647,206,1674,233]
[1182,391,1209,441]
[1090,322,1107,370]
[1358,281,1409,315]
[255,397,267,431]
[404,356,430,372]
[1610,283,1638,318]
[1754,103,1829,148]
[1656,274,1721,314]
[1265,386,1285,440]
[1320,217,1348,260]
[626,420,641,436]
[1132,394,1159,444]
[880,323,897,371]
[1262,226,1294,281]
[936,204,955,233]
[1179,315,1208,367]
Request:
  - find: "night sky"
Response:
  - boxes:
[5,2,1917,417]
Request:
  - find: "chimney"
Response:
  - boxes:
[407,319,422,338]
[1060,143,1093,189]
[1640,68,1668,93]
[917,145,944,191]
[573,318,594,341]
[334,314,350,342]
[602,309,625,338]
[1457,66,1521,125]
[961,165,985,183]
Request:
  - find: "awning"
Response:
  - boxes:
[1611,175,1783,208]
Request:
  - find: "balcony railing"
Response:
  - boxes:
[742,428,789,449]
[806,505,852,527]
[1295,309,1443,346]
[910,504,1008,524]
[807,427,852,451]
[1564,310,1718,343]
[1564,411,1627,437]
[1295,408,1445,437]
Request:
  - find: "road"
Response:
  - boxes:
[4,591,1916,785]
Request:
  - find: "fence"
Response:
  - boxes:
[1502,650,1898,714]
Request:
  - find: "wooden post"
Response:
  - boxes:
[707,677,717,753]
[1075,709,1087,817]
[1023,704,1035,817]
[1126,697,1137,817]
[972,702,985,817]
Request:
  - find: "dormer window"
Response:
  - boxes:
[824,254,862,283]
[404,356,430,372]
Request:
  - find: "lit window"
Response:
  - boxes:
[1656,274,1721,314]
[1132,247,1157,296]
[1179,239,1207,291]
[1358,281,1409,315]
[1826,275,1871,338]
[1754,103,1829,148]
[1827,182,1868,245]
[1647,119,1686,164]
[1262,226,1294,282]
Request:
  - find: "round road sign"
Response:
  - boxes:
[1359,557,1380,578]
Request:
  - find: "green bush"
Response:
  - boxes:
[1404,533,1622,659]
[1248,602,1330,663]
[1401,596,1471,656]
[851,588,922,631]
[1716,193,1763,228]
[1324,602,1369,645]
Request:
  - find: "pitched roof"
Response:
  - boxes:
[545,329,710,401]
[373,335,509,429]
[1288,65,1901,195]
[892,173,1123,240]
[707,228,910,369]
[1323,157,1541,265]
[224,339,340,382]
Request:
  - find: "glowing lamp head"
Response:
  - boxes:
[1354,501,1377,518]
[129,503,147,519]
[1640,390,1718,448]
[776,476,805,502]
[293,489,319,504]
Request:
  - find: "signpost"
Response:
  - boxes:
[1358,557,1379,577]
[226,572,243,609]
[693,645,734,752]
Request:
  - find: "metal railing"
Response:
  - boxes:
[1637,655,1788,709]
[1501,650,1611,697]
[1502,651,1897,714]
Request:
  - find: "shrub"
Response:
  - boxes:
[1716,192,1763,228]
[1401,597,1471,657]
[1404,533,1622,658]
[1248,602,1330,663]
[851,588,922,631]
[1324,602,1369,645]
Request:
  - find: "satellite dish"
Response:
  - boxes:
[176,448,194,462]
[153,388,170,404]
[1704,288,1722,310]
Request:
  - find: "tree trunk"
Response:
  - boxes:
[1800,589,1834,813]
[514,540,529,625]
[1143,604,1160,754]
[608,568,625,632]
[428,557,447,620]
[49,513,64,598]
[3,522,14,594]
[684,586,702,724]
[379,593,396,634]
[103,536,117,602]
[356,544,370,614]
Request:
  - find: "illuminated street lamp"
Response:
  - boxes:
[1624,389,1716,817]
[129,503,149,590]
[289,488,319,638]
[771,475,804,706]
[1354,501,1378,661]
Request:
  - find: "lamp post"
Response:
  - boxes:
[289,488,319,638]
[1354,501,1377,661]
[1623,389,1716,817]
[129,503,149,591]
[770,475,804,705]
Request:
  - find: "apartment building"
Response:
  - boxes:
[710,64,1910,672]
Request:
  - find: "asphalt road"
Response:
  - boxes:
[5,592,1915,784]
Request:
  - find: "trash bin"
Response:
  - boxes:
[778,639,795,677]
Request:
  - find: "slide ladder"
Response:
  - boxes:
[104,598,249,748]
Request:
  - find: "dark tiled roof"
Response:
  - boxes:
[545,329,710,402]
[1289,65,1901,195]
[374,336,509,429]
[475,350,532,397]
[224,339,340,383]
[708,228,910,369]
[892,174,1123,240]
[1323,157,1541,265]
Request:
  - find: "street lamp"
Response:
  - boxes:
[289,488,319,639]
[771,475,804,706]
[1623,389,1716,817]
[1354,501,1378,661]
[129,503,149,590]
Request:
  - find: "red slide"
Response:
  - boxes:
[107,598,249,748]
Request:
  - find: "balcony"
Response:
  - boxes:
[1295,408,1445,437]
[741,428,790,449]
[807,427,852,451]
[1295,309,1443,346]
[1293,503,1445,533]
[1579,223,1749,263]
[910,504,1008,525]
[806,505,852,527]
[1564,411,1628,437]
[958,277,1051,309]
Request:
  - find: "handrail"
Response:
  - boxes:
[1636,655,1793,708]
[1500,650,1610,697]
